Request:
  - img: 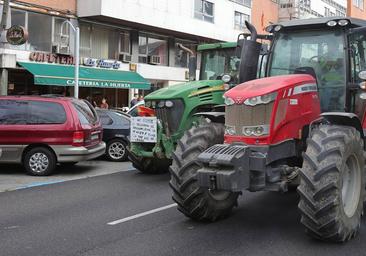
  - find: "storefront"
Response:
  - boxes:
[5,51,150,108]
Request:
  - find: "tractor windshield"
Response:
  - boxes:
[200,48,240,83]
[269,30,346,112]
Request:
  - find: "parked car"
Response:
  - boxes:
[127,101,144,117]
[0,96,106,176]
[96,109,130,162]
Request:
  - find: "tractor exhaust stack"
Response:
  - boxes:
[238,21,262,83]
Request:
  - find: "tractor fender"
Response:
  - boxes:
[193,111,225,124]
[318,112,364,139]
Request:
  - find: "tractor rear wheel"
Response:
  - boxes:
[298,125,365,242]
[169,120,239,221]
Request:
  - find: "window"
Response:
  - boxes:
[269,30,346,112]
[72,100,98,125]
[353,0,364,9]
[174,40,196,68]
[28,101,66,124]
[299,0,311,8]
[80,23,92,57]
[9,8,72,52]
[120,32,131,54]
[53,17,69,50]
[0,100,28,125]
[97,111,113,125]
[28,12,52,51]
[194,0,214,23]
[234,11,250,30]
[200,48,240,84]
[230,0,251,7]
[138,34,168,66]
[324,7,331,16]
[10,9,26,50]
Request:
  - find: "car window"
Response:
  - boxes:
[0,100,28,124]
[28,101,66,124]
[72,100,98,125]
[98,111,113,126]
[112,111,130,126]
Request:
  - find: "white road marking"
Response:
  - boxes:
[107,203,177,225]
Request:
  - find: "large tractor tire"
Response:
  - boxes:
[169,120,239,221]
[298,125,365,242]
[131,156,171,174]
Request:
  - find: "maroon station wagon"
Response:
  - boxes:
[0,96,106,176]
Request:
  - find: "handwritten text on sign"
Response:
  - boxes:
[130,117,157,143]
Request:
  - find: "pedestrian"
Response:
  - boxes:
[138,95,144,102]
[100,98,109,109]
[130,93,138,107]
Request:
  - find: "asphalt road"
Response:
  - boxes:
[1,163,366,256]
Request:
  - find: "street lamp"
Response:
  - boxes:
[61,20,80,99]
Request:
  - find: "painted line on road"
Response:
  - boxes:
[20,180,65,189]
[107,203,177,225]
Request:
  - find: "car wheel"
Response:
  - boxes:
[106,139,128,162]
[23,147,57,176]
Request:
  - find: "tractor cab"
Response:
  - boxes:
[266,17,366,114]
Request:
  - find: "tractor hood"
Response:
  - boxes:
[145,80,225,100]
[224,74,315,103]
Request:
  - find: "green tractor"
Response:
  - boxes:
[128,40,266,174]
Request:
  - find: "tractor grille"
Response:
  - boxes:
[154,99,184,135]
[225,102,274,135]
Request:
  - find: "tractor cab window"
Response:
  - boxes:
[200,48,240,83]
[269,30,346,112]
[349,32,366,118]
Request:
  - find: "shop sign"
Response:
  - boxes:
[83,58,121,69]
[6,25,28,45]
[65,79,132,89]
[29,52,75,65]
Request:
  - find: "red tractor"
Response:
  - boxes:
[169,17,366,242]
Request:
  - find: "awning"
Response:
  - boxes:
[18,62,151,90]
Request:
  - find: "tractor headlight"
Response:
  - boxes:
[165,100,174,108]
[224,96,235,106]
[145,101,152,108]
[244,92,277,106]
[158,101,165,108]
[225,125,236,135]
[242,125,269,137]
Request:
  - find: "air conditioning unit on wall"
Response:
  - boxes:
[148,55,161,65]
[119,53,132,63]
[52,44,70,55]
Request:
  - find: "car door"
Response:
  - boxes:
[0,100,28,162]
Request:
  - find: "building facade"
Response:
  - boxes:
[278,0,347,21]
[0,0,252,108]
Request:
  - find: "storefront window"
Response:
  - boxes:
[138,34,168,66]
[28,12,52,51]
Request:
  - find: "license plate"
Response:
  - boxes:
[130,117,157,143]
[91,133,99,141]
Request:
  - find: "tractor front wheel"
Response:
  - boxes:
[131,156,171,174]
[169,120,239,221]
[298,125,365,242]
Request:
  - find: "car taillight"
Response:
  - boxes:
[137,106,155,117]
[72,131,84,146]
